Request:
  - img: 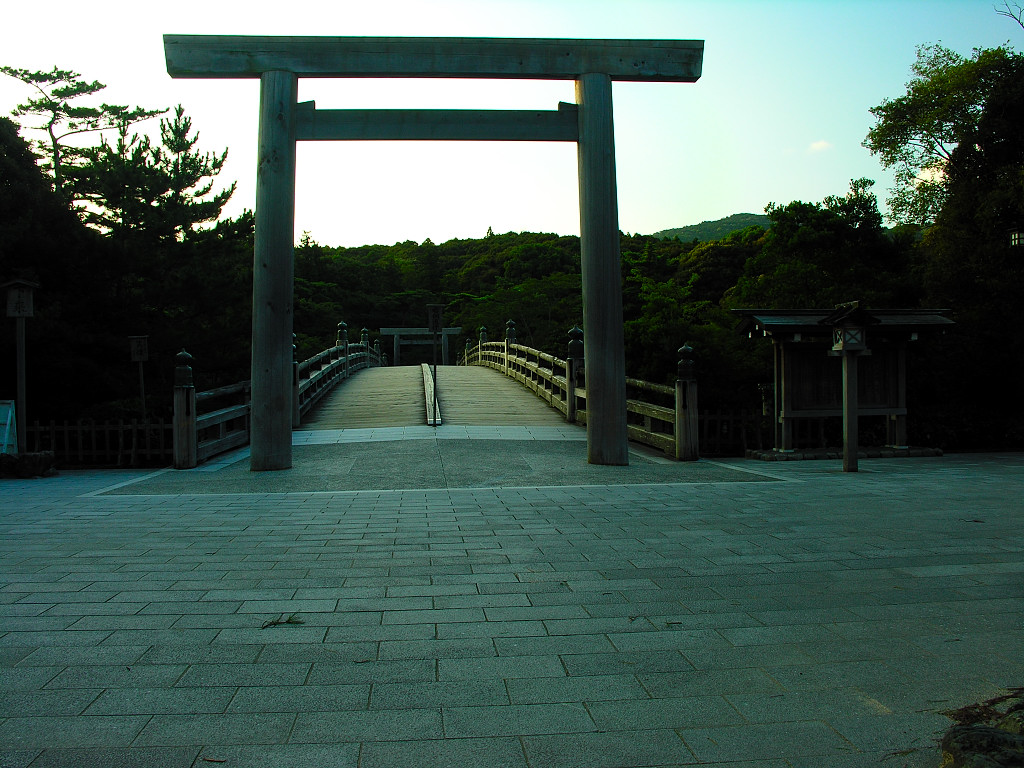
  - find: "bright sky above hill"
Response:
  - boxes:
[1,0,1019,247]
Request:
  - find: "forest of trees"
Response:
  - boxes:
[1,25,1022,451]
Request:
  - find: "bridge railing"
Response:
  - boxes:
[295,341,382,422]
[467,340,584,422]
[462,324,699,460]
[174,328,383,469]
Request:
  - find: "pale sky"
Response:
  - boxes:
[1,0,1018,247]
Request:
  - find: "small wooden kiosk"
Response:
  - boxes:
[734,305,952,470]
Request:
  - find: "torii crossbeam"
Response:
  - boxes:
[163,35,704,470]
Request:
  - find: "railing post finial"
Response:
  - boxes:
[567,326,584,360]
[174,349,194,387]
[336,321,347,347]
[505,319,516,344]
[479,326,488,345]
[677,342,695,381]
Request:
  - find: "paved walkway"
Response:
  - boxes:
[1,436,1022,768]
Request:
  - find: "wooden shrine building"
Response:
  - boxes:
[734,305,952,469]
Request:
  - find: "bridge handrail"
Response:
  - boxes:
[174,328,383,469]
[296,342,383,419]
[462,332,698,460]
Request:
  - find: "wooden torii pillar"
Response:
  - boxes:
[164,35,704,470]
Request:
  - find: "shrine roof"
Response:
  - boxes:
[732,308,954,337]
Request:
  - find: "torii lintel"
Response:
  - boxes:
[163,35,703,82]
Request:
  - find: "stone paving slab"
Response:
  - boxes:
[0,451,1022,767]
[105,433,765,495]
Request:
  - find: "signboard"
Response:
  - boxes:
[6,285,34,318]
[129,336,149,362]
[426,304,444,334]
[1,401,16,455]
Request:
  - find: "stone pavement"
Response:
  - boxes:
[1,429,1022,768]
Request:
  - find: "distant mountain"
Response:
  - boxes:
[652,212,770,242]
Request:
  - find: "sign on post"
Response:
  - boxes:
[426,304,444,334]
[129,336,149,362]
[5,285,34,318]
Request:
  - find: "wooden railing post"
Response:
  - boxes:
[173,349,197,469]
[505,319,516,375]
[464,339,471,365]
[675,343,699,461]
[478,326,487,361]
[566,326,584,424]
[292,335,301,428]
[338,322,349,378]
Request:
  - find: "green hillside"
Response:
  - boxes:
[653,212,770,242]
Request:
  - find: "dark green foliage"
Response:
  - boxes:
[864,44,1020,226]
[67,105,235,244]
[652,213,770,242]
[726,179,915,309]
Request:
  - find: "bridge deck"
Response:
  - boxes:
[303,364,566,429]
[436,365,566,426]
[303,366,424,429]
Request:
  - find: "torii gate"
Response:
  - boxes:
[163,35,704,471]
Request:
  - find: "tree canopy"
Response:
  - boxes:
[0,65,164,199]
[864,44,1021,226]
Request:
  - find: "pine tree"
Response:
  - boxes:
[67,105,235,243]
[0,65,163,199]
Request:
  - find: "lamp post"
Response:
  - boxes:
[4,279,39,454]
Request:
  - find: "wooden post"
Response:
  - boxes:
[505,319,516,375]
[251,70,297,471]
[292,335,301,429]
[779,342,794,451]
[15,316,26,453]
[172,349,197,469]
[842,351,859,472]
[675,344,699,461]
[576,73,628,465]
[566,326,584,425]
[888,342,908,447]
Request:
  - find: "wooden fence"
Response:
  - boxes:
[26,419,172,467]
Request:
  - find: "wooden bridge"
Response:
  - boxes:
[302,366,567,430]
[171,336,702,470]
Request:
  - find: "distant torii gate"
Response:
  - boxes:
[380,327,462,366]
[163,35,704,470]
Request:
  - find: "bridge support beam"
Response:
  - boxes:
[576,73,628,465]
[250,70,297,471]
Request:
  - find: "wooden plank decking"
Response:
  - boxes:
[302,366,425,429]
[301,365,566,429]
[436,366,566,426]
